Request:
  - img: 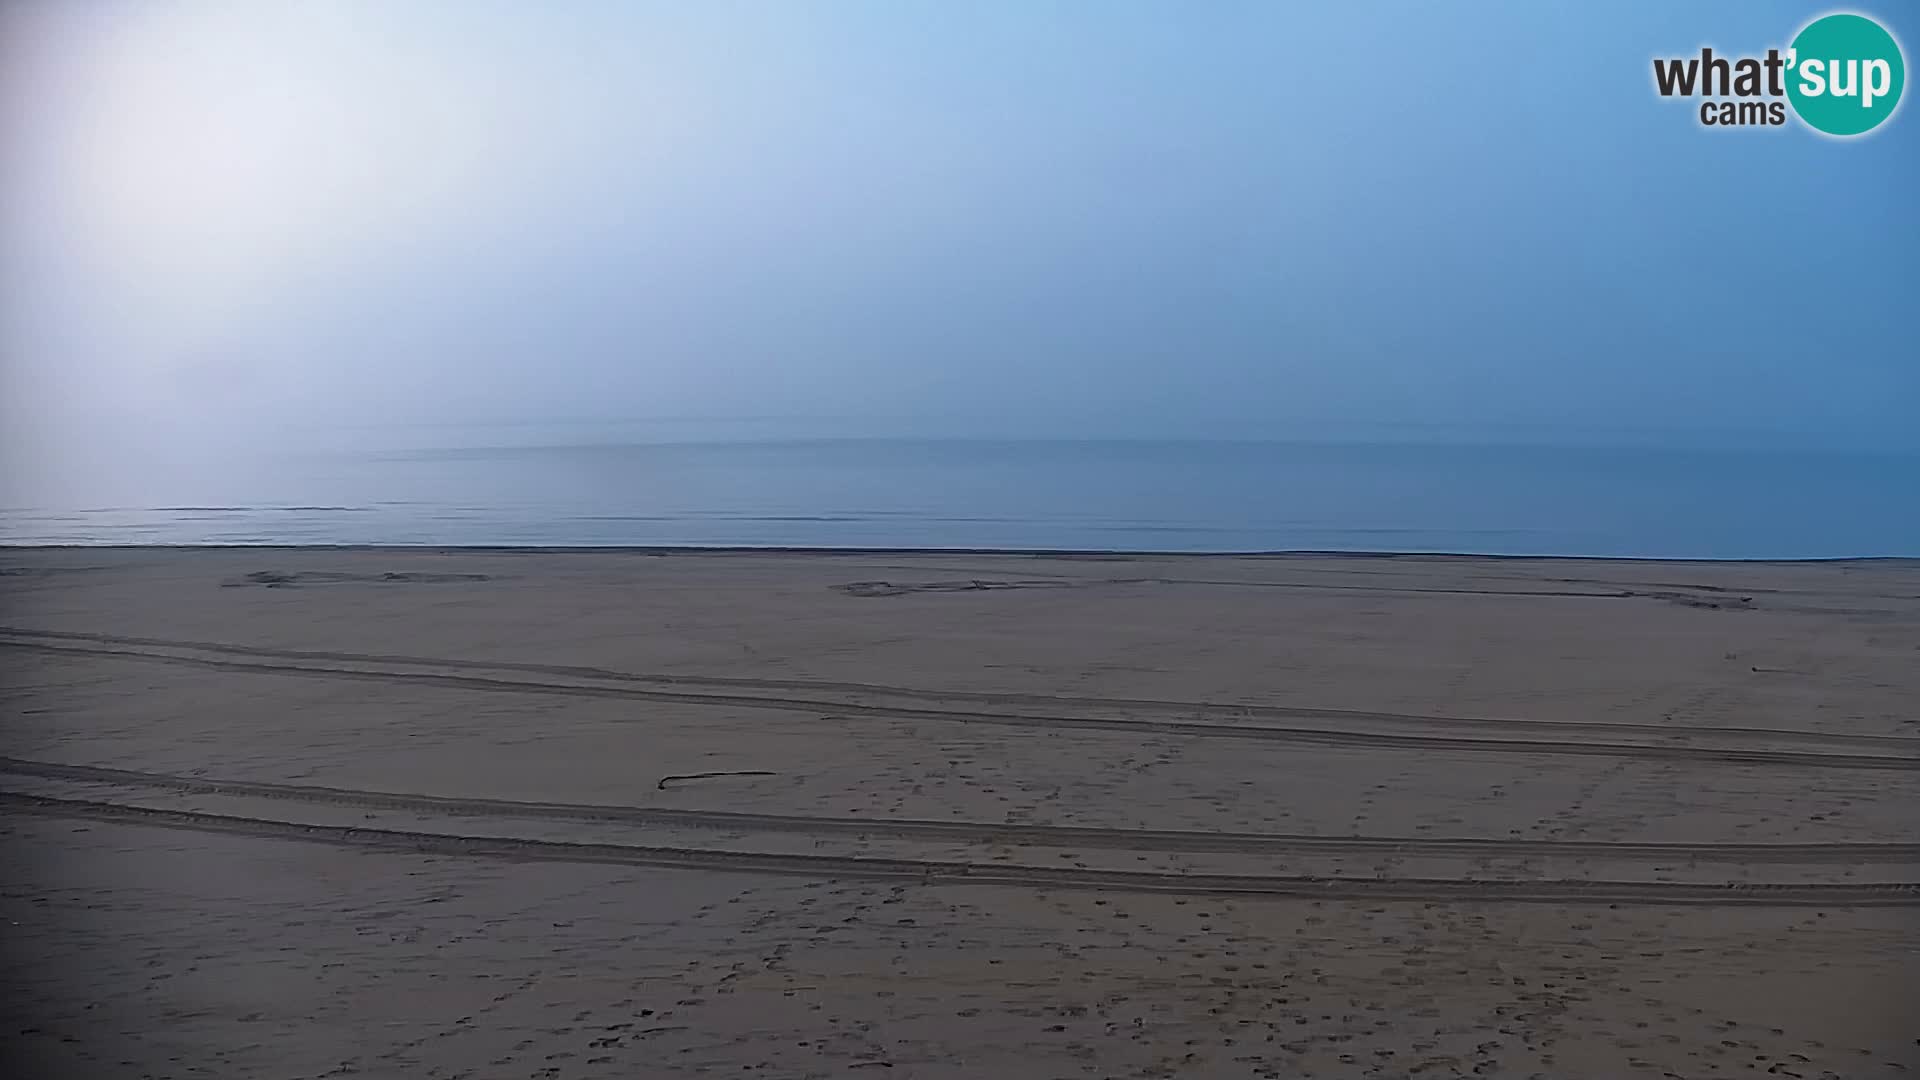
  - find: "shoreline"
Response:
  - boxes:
[4,542,1917,564]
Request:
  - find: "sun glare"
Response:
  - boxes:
[45,4,515,340]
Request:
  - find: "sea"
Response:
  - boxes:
[3,436,1915,559]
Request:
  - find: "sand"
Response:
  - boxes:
[2,547,1917,1078]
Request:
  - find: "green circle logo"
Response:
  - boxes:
[1787,13,1905,136]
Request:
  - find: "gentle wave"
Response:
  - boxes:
[4,440,1915,557]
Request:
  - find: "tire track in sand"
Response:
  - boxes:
[5,791,1915,906]
[5,626,1909,750]
[4,637,1915,771]
[5,756,1913,864]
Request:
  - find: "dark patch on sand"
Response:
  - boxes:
[223,570,492,588]
[835,580,1078,598]
[1628,590,1755,611]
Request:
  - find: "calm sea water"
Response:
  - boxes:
[3,439,1915,558]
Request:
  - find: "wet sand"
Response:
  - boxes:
[3,547,1918,1078]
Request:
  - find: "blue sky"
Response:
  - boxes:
[1,0,1914,474]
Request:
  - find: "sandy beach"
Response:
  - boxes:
[2,547,1917,1078]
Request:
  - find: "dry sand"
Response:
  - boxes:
[2,547,1917,1078]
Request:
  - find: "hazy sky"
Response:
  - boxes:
[2,0,1915,472]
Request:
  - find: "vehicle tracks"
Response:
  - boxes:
[6,626,1907,746]
[4,633,1915,770]
[5,791,1915,906]
[3,756,1912,864]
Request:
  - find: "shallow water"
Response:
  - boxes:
[4,438,1915,558]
